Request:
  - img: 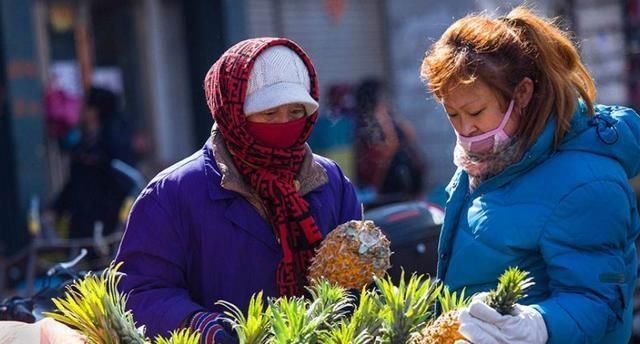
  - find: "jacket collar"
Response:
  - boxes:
[203,126,329,251]
[456,113,557,197]
[469,102,603,195]
[205,125,329,202]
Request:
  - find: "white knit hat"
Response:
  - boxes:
[243,46,319,116]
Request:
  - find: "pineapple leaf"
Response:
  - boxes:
[319,287,381,344]
[267,294,332,344]
[44,261,147,344]
[306,278,353,327]
[485,267,534,316]
[349,288,382,339]
[374,271,442,344]
[153,328,201,344]
[217,291,271,344]
[320,321,372,344]
[438,287,471,314]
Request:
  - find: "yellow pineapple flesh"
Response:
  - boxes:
[309,220,391,289]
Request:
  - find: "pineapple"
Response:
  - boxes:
[309,220,391,289]
[320,288,382,344]
[348,288,383,340]
[217,291,271,344]
[320,321,372,344]
[44,262,200,344]
[417,267,533,344]
[266,279,354,343]
[154,329,202,344]
[45,262,147,344]
[414,287,470,344]
[267,295,320,343]
[486,267,535,316]
[306,279,353,327]
[217,279,357,344]
[374,271,442,344]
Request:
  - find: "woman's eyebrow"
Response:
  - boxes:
[444,98,481,113]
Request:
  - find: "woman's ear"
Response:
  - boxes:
[514,77,534,110]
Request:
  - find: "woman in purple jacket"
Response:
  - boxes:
[115,38,362,343]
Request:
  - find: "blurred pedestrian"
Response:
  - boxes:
[49,87,136,239]
[354,78,426,200]
[308,83,356,178]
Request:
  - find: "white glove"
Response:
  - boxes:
[457,293,548,344]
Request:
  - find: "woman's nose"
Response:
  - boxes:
[458,120,478,137]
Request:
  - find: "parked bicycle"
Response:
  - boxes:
[0,249,88,323]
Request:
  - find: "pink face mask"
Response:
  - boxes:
[456,100,515,153]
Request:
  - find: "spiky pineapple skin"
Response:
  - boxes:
[309,220,391,289]
[417,310,466,344]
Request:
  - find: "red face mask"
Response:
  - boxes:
[245,116,307,148]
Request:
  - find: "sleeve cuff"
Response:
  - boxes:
[188,311,224,344]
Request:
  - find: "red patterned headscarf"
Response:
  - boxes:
[204,38,322,296]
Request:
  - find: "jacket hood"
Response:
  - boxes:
[560,102,640,179]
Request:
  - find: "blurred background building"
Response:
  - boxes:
[1,0,638,257]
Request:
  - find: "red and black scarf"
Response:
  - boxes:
[204,38,322,296]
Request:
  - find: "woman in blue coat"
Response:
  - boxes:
[421,6,640,344]
[115,38,361,342]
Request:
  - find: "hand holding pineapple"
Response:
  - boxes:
[417,267,546,344]
[457,295,547,344]
[455,268,547,344]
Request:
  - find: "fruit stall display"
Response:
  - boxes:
[45,220,533,344]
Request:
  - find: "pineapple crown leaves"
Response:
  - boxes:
[373,271,442,344]
[266,281,356,344]
[267,295,327,344]
[438,287,471,314]
[44,262,200,344]
[306,278,353,325]
[319,287,381,344]
[485,267,535,316]
[217,291,271,344]
[349,288,383,339]
[320,321,373,344]
[153,329,201,344]
[44,261,146,344]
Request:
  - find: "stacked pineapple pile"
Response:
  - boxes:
[218,267,533,344]
[218,273,441,344]
[44,220,535,344]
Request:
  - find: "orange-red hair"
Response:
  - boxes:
[421,6,596,148]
